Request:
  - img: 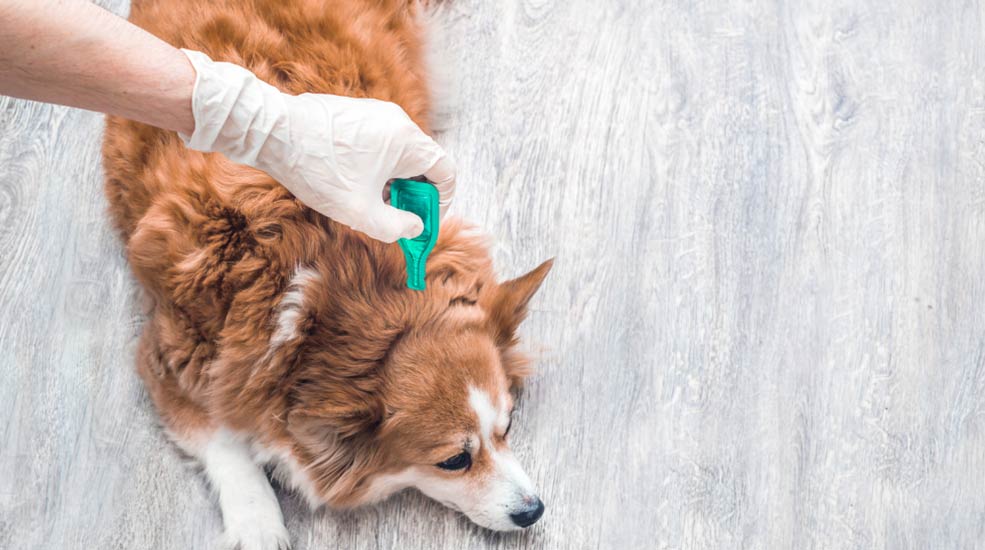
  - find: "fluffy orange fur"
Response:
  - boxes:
[102,0,551,507]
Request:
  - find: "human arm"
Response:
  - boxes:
[0,0,455,242]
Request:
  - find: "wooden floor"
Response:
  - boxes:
[3,0,985,548]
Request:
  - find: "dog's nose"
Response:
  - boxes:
[509,498,545,528]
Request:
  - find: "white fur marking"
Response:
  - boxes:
[200,430,289,550]
[469,388,497,443]
[269,266,319,352]
[469,388,536,497]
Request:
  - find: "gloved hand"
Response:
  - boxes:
[178,49,455,243]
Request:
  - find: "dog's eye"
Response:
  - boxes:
[504,416,513,437]
[436,452,472,471]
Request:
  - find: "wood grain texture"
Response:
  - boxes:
[3,0,985,548]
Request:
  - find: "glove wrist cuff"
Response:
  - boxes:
[178,49,290,168]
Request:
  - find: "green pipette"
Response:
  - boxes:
[390,179,439,291]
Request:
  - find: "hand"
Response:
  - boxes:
[179,49,455,243]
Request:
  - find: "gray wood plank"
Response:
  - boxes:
[2,0,985,548]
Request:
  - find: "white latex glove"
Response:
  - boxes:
[178,49,455,243]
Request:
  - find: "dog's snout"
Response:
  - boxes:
[509,497,545,528]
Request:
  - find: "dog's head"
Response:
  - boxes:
[278,225,552,531]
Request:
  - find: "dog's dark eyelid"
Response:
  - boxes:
[436,452,471,471]
[504,414,514,437]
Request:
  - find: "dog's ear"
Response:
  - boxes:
[286,405,386,506]
[483,259,552,388]
[486,258,553,349]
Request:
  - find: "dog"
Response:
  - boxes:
[101,0,552,547]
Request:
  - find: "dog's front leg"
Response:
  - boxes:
[191,429,291,550]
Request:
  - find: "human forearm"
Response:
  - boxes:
[0,0,194,134]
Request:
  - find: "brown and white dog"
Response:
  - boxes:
[101,0,552,547]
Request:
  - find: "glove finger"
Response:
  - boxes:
[391,132,444,178]
[361,205,424,243]
[424,155,456,219]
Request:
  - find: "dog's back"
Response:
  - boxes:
[100,0,443,424]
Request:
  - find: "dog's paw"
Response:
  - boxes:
[219,519,291,550]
